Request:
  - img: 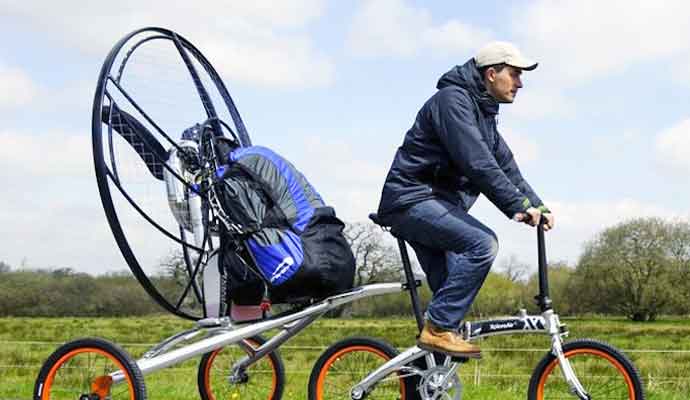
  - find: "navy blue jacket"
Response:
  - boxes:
[377,60,545,219]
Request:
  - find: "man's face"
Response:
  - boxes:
[485,65,523,103]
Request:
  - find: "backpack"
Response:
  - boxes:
[216,146,355,305]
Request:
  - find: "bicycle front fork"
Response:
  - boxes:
[543,310,590,400]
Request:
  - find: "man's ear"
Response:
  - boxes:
[486,67,496,83]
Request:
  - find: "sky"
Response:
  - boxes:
[1,0,689,277]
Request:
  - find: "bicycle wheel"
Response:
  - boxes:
[198,335,285,400]
[34,337,146,400]
[528,339,645,400]
[308,336,414,400]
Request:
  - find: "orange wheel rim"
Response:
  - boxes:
[203,339,278,400]
[41,347,136,400]
[315,345,406,400]
[536,348,636,400]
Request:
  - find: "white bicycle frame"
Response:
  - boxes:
[110,283,404,383]
[349,308,589,400]
[109,219,588,400]
[108,289,589,400]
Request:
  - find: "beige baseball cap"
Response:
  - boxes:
[474,41,538,71]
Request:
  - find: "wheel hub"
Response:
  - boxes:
[228,368,249,384]
[418,365,462,400]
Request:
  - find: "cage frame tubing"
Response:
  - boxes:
[233,311,322,373]
[109,283,403,384]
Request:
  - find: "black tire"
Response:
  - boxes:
[198,335,285,400]
[33,337,146,400]
[308,336,415,400]
[528,339,645,400]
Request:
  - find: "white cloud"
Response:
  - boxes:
[0,130,92,177]
[0,129,114,272]
[655,118,690,173]
[0,1,331,88]
[0,129,194,274]
[473,196,689,271]
[590,129,643,160]
[0,65,38,109]
[507,1,690,123]
[201,35,334,88]
[515,1,690,85]
[547,198,688,260]
[503,86,574,121]
[422,19,492,56]
[283,135,390,223]
[499,128,538,165]
[347,0,491,57]
[548,198,685,231]
[680,56,690,87]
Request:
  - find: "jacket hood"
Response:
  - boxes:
[436,59,499,115]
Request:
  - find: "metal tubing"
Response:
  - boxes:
[397,238,425,332]
[135,302,329,378]
[111,283,404,383]
[550,335,590,399]
[142,326,204,359]
[351,346,428,398]
[233,313,321,371]
[536,221,552,311]
[464,315,548,341]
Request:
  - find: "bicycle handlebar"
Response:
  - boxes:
[518,212,548,227]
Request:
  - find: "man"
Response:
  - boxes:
[376,41,554,358]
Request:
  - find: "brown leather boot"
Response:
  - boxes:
[417,321,481,359]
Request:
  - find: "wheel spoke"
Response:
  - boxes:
[200,338,283,400]
[35,339,144,400]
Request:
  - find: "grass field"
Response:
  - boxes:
[1,315,689,399]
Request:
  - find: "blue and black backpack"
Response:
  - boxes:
[216,145,356,304]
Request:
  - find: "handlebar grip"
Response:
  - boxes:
[519,212,547,226]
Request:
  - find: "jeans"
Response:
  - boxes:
[385,199,499,331]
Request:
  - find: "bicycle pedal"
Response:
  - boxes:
[450,355,471,363]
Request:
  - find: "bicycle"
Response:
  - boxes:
[34,27,644,400]
[33,217,646,399]
[307,214,646,400]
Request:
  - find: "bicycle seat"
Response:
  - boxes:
[368,212,391,227]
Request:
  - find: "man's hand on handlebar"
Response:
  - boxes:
[513,207,555,231]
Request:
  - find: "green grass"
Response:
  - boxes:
[1,316,689,399]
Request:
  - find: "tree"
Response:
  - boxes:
[0,261,10,273]
[524,261,576,315]
[667,220,690,313]
[159,250,190,286]
[497,254,530,283]
[343,222,401,286]
[157,250,204,313]
[471,272,527,317]
[571,218,690,321]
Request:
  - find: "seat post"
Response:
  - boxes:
[397,238,425,333]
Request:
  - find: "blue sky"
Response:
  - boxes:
[1,0,689,275]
